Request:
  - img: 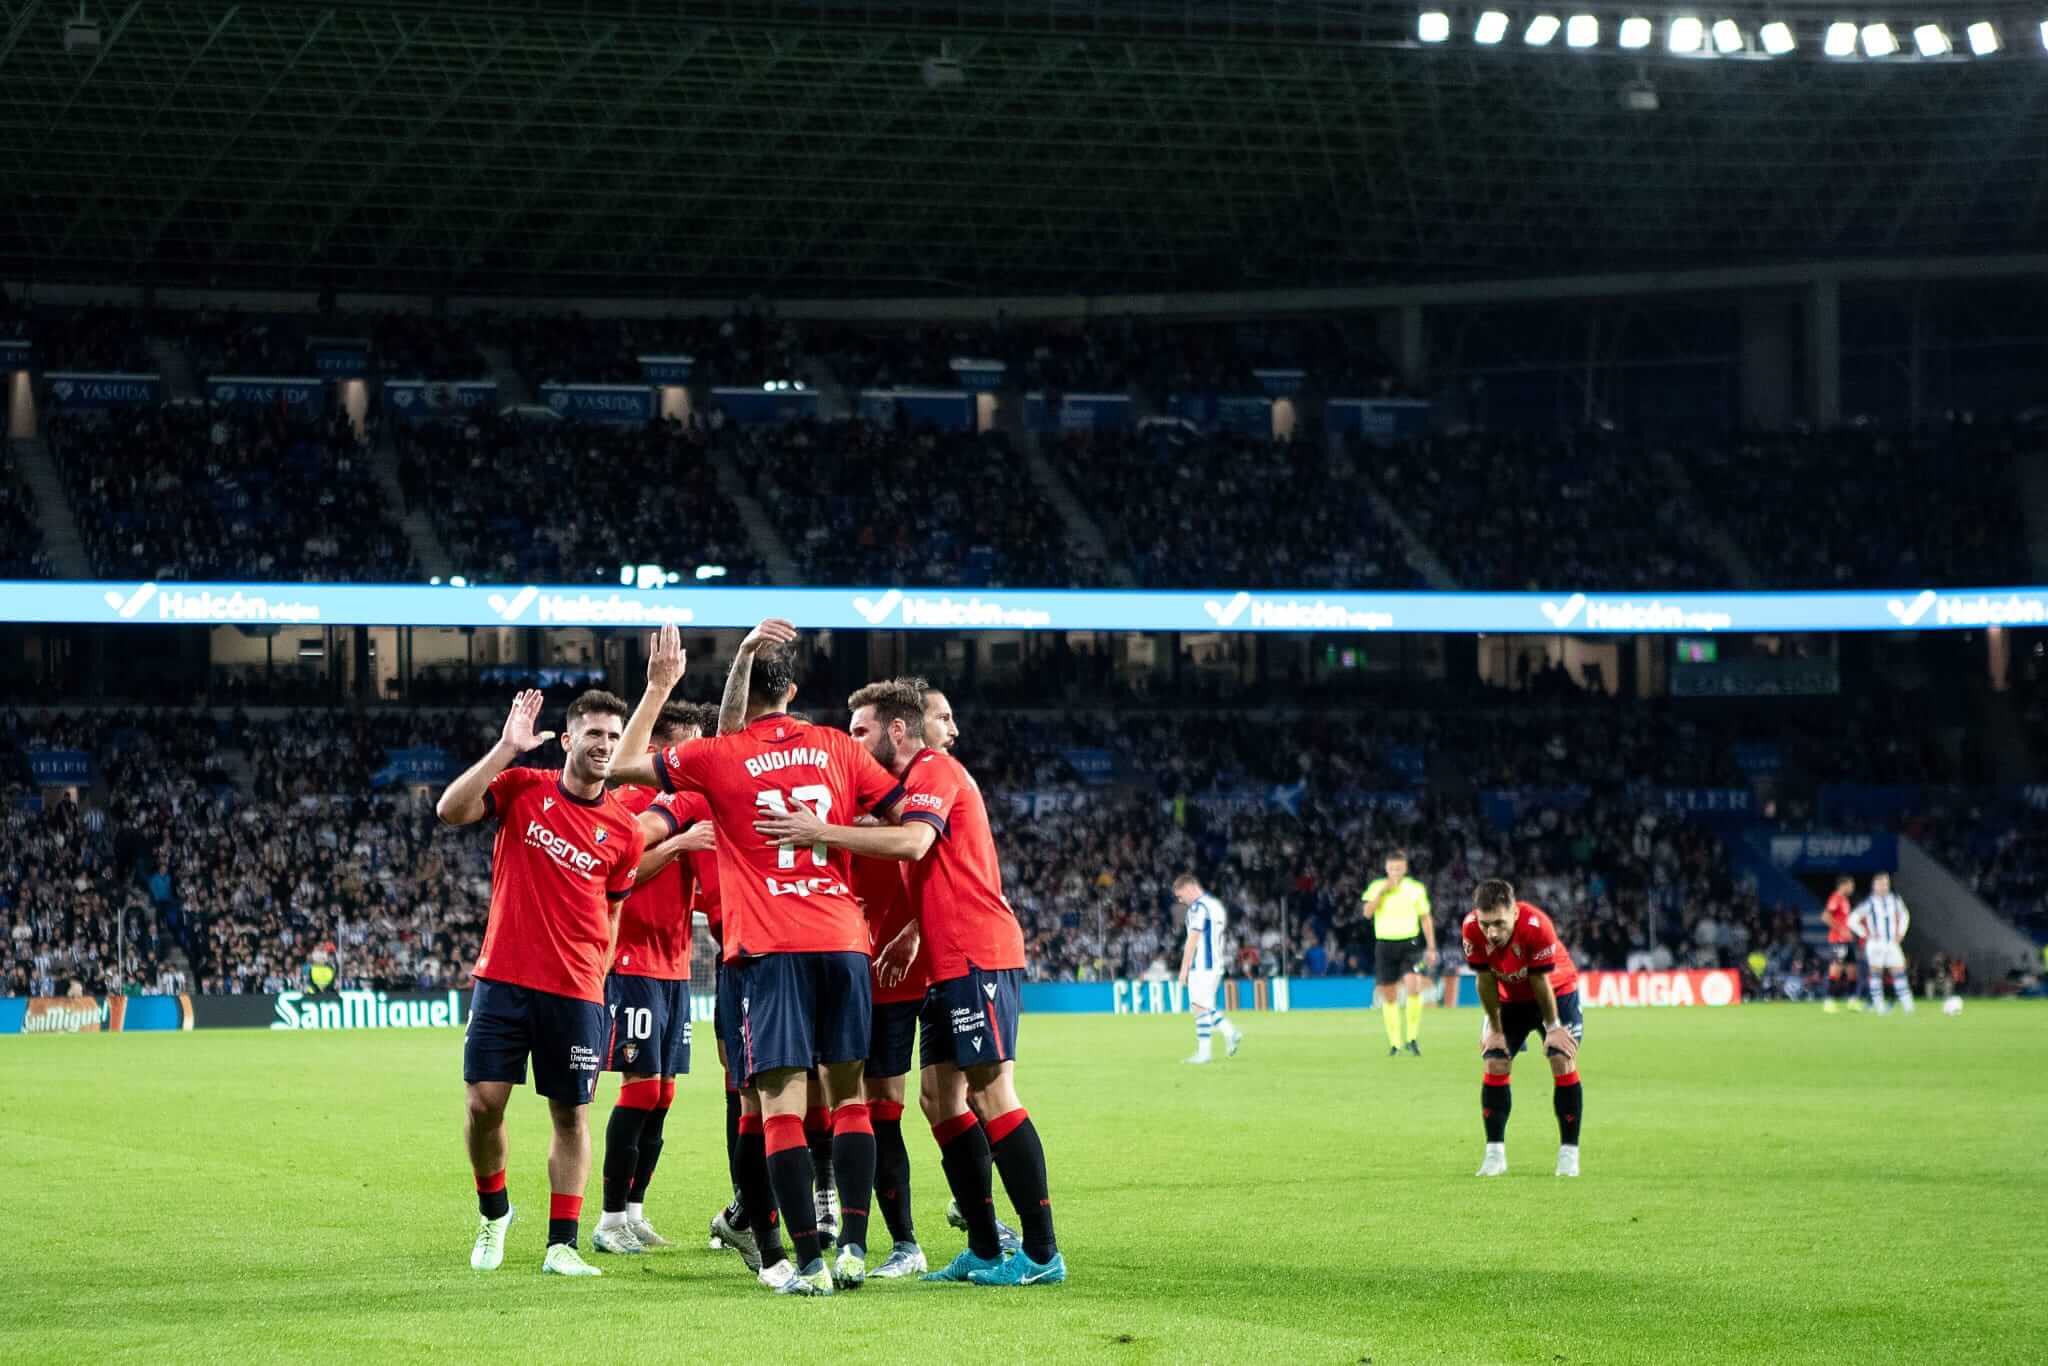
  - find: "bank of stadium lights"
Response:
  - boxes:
[1418,12,2020,59]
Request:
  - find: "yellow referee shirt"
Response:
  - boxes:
[1362,877,1430,941]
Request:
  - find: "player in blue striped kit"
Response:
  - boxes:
[1173,874,1244,1064]
[1849,873,1915,1014]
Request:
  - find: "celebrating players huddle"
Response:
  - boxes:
[440,621,1063,1293]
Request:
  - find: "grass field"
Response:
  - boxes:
[4,1002,2043,1364]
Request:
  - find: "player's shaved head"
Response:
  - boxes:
[748,643,799,711]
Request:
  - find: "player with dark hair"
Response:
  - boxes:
[438,689,648,1276]
[1821,875,1860,1013]
[592,671,718,1256]
[756,677,1066,1287]
[921,684,959,753]
[610,620,902,1296]
[1463,878,1584,1180]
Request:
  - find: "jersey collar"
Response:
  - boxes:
[554,775,605,807]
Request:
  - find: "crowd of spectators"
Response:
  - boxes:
[48,405,416,582]
[1683,425,2033,588]
[732,416,1107,587]
[1,692,2039,1001]
[397,411,760,583]
[35,304,154,374]
[1373,430,1727,591]
[1055,428,1423,589]
[0,446,51,577]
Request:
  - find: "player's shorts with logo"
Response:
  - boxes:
[867,999,923,1078]
[715,960,742,1083]
[1187,968,1224,1012]
[1865,941,1906,973]
[1496,988,1584,1058]
[921,966,1022,1070]
[605,973,691,1075]
[464,976,611,1105]
[1374,935,1428,983]
[730,951,871,1084]
[1830,942,1856,965]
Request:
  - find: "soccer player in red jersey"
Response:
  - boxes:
[1821,875,1861,1013]
[592,693,716,1256]
[1463,879,1583,1180]
[756,678,1066,1287]
[608,619,902,1297]
[437,689,648,1277]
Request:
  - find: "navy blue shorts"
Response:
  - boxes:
[920,966,1022,1072]
[463,977,610,1106]
[867,999,923,1079]
[716,960,743,1084]
[731,951,872,1085]
[606,974,691,1076]
[1499,989,1584,1058]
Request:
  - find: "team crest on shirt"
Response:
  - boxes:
[594,829,608,843]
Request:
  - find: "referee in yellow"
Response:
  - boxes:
[1361,850,1436,1057]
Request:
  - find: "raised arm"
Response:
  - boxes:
[718,618,798,735]
[436,690,552,826]
[615,624,686,763]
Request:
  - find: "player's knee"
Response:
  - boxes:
[465,1087,506,1126]
[1483,1056,1512,1077]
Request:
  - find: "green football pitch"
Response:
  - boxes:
[4,1003,2042,1364]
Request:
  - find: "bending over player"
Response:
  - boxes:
[1463,879,1584,1179]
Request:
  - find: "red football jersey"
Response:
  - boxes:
[655,714,902,962]
[689,842,723,947]
[898,748,1024,981]
[473,767,645,1003]
[853,854,929,1005]
[612,786,710,980]
[1824,891,1853,944]
[1461,901,1578,1005]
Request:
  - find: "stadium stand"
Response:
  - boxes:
[47,406,416,582]
[0,445,51,578]
[489,307,804,389]
[1055,428,1423,589]
[730,416,1105,588]
[34,303,154,374]
[396,411,759,584]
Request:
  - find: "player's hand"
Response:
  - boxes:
[500,690,555,753]
[740,618,798,654]
[645,624,686,693]
[674,822,716,853]
[755,800,827,847]
[1425,947,1440,969]
[877,922,920,988]
[1480,1026,1508,1057]
[853,814,882,828]
[1543,1025,1579,1061]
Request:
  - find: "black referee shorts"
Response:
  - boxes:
[1373,936,1427,984]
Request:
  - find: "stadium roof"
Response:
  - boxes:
[4,0,2047,299]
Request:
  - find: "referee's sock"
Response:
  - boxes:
[1405,990,1424,1042]
[1383,999,1405,1048]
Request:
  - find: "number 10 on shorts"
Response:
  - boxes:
[611,1004,653,1040]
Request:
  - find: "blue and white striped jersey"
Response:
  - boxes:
[1185,894,1230,972]
[1850,893,1910,946]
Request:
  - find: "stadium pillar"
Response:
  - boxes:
[1397,304,1426,392]
[1740,294,1796,428]
[1805,276,1841,427]
[1442,633,1476,690]
[354,627,374,702]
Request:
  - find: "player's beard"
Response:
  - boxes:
[868,733,898,771]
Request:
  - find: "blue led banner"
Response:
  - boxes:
[383,379,498,421]
[44,372,160,408]
[1327,397,1430,443]
[26,749,94,785]
[1,338,32,371]
[312,344,371,378]
[539,383,655,424]
[1024,392,1133,433]
[950,358,1006,392]
[638,354,694,384]
[1,581,2046,633]
[708,386,819,426]
[209,376,326,414]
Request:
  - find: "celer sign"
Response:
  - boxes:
[270,989,467,1030]
[1577,970,1741,1008]
[7,580,2048,634]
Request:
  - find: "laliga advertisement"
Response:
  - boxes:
[1577,970,1742,1008]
